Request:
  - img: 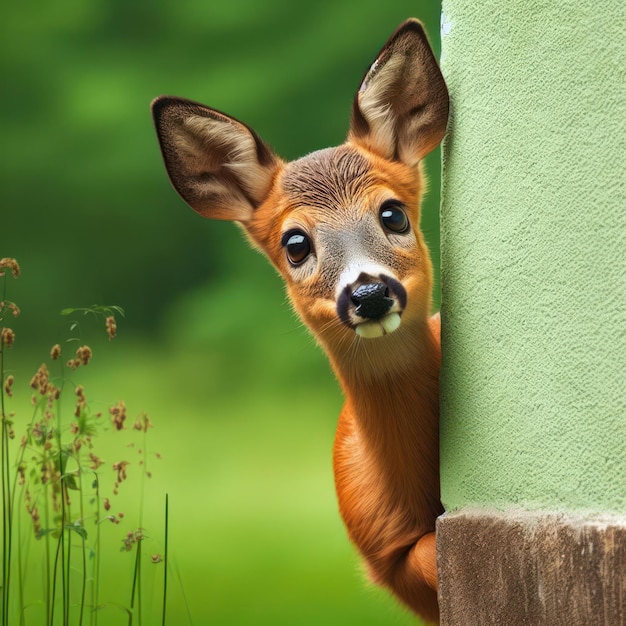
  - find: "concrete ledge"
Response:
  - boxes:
[437,510,626,625]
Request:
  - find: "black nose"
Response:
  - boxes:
[351,282,394,320]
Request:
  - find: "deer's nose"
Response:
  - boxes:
[351,282,394,320]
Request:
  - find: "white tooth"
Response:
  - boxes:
[355,322,384,339]
[381,312,401,334]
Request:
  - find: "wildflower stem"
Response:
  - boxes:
[79,527,87,625]
[16,493,24,626]
[1,422,12,626]
[1,346,7,626]
[128,536,142,626]
[60,498,66,623]
[92,474,101,626]
[0,274,13,626]
[10,404,39,626]
[65,511,71,626]
[44,488,52,624]
[55,379,67,626]
[77,467,87,626]
[161,494,168,626]
[50,526,63,626]
[139,429,147,528]
[137,539,142,626]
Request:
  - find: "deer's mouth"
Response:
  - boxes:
[354,311,402,338]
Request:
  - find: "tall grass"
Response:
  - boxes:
[0,258,168,625]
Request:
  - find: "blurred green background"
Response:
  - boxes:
[2,1,442,624]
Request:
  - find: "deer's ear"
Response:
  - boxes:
[151,97,281,223]
[350,19,449,167]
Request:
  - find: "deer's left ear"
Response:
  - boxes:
[349,19,449,167]
[151,96,281,223]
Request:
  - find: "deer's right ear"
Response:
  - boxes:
[350,19,449,167]
[151,96,281,223]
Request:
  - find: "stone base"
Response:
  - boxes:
[437,509,626,626]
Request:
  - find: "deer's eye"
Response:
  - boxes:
[282,230,311,266]
[380,201,410,234]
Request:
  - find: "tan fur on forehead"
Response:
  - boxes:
[281,146,376,209]
[281,144,420,210]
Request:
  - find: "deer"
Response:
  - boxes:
[151,18,448,624]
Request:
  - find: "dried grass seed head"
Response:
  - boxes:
[121,528,144,551]
[112,460,129,491]
[105,315,117,340]
[1,327,15,348]
[89,453,105,470]
[2,302,20,318]
[75,384,87,416]
[4,374,14,397]
[76,345,92,365]
[0,258,21,279]
[133,412,153,432]
[30,364,49,393]
[110,401,127,430]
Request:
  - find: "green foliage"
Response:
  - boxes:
[1,265,166,625]
[60,307,125,319]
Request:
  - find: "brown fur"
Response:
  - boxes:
[332,311,442,622]
[151,18,448,624]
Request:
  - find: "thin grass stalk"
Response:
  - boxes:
[44,488,52,624]
[79,529,87,626]
[17,500,35,626]
[9,404,39,624]
[65,521,70,626]
[3,421,11,626]
[161,494,168,626]
[0,278,5,626]
[137,538,142,626]
[0,322,10,626]
[49,354,62,625]
[92,474,101,626]
[131,427,149,626]
[0,293,3,626]
[139,429,148,528]
[55,384,67,626]
[128,537,142,626]
[79,526,87,626]
[1,415,7,626]
[172,561,193,626]
[77,467,86,626]
[16,484,25,626]
[64,493,72,626]
[50,525,63,626]
[59,486,66,625]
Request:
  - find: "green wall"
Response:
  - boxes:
[439,0,625,514]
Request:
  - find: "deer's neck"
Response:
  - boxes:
[330,318,441,517]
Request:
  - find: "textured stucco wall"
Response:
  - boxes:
[439,0,625,514]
